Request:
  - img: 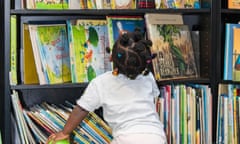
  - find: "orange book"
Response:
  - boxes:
[233,28,240,81]
[228,0,240,9]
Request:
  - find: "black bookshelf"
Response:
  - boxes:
[0,0,5,140]
[2,0,219,143]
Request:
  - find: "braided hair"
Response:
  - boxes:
[111,29,155,80]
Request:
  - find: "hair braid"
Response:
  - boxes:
[111,29,155,79]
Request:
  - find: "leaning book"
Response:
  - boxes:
[28,23,71,84]
[145,13,198,80]
[67,19,110,83]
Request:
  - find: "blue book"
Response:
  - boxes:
[106,15,145,49]
[223,23,240,80]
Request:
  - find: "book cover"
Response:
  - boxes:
[106,15,145,50]
[29,23,71,84]
[233,28,240,81]
[155,0,169,9]
[223,23,240,80]
[10,15,17,85]
[111,0,136,9]
[228,0,240,9]
[174,0,201,8]
[28,24,49,85]
[23,24,39,84]
[67,19,109,83]
[28,0,69,9]
[146,24,198,80]
[69,0,81,9]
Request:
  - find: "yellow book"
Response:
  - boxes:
[23,24,39,84]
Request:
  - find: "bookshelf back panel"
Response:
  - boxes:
[18,87,86,108]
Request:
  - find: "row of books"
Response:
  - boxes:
[155,84,212,144]
[223,23,240,82]
[19,0,201,10]
[10,13,199,85]
[11,90,113,144]
[216,84,240,144]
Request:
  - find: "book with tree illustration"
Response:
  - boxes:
[28,23,71,84]
[67,19,110,83]
[106,15,145,49]
[145,13,198,81]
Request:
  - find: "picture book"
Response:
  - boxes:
[29,23,71,84]
[27,0,69,9]
[69,0,89,9]
[10,15,17,85]
[106,15,145,49]
[233,28,240,81]
[174,0,201,8]
[146,24,198,80]
[23,24,39,84]
[111,0,136,9]
[223,23,240,81]
[155,0,168,8]
[145,13,198,80]
[136,0,155,9]
[228,0,240,9]
[28,24,48,85]
[67,19,110,83]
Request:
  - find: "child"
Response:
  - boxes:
[46,29,166,144]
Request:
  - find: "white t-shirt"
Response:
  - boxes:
[76,71,165,137]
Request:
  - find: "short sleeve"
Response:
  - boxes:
[149,72,160,97]
[76,80,101,112]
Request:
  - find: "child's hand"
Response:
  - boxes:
[46,131,70,144]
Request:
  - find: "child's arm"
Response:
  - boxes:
[46,105,89,143]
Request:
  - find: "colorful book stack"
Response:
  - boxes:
[11,90,113,144]
[155,84,212,144]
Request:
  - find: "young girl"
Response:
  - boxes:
[47,29,166,144]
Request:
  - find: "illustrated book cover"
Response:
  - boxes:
[223,23,240,80]
[26,0,69,9]
[145,14,198,81]
[174,0,201,8]
[111,0,136,9]
[145,13,198,80]
[228,0,240,9]
[233,28,240,81]
[106,15,145,49]
[67,19,110,83]
[28,23,71,84]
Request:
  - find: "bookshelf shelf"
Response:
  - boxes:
[11,83,88,90]
[221,9,240,14]
[11,9,211,16]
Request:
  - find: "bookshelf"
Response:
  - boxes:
[2,0,219,143]
[0,0,5,139]
[216,1,240,83]
[214,1,240,143]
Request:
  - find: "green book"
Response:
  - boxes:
[10,15,17,85]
